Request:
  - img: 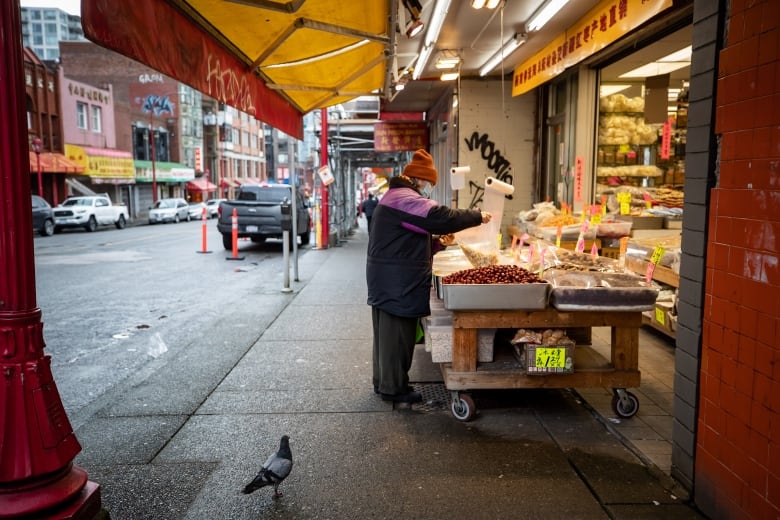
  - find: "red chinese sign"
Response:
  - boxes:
[374,122,429,152]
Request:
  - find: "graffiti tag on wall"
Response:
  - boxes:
[463,131,514,208]
[205,54,257,114]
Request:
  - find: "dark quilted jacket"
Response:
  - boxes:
[366,176,482,317]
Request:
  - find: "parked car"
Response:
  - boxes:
[205,198,226,219]
[148,198,189,224]
[31,194,54,236]
[187,202,208,220]
[216,184,311,249]
[53,195,129,232]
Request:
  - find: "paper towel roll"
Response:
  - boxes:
[485,176,515,195]
[450,166,469,190]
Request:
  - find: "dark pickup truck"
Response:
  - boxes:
[216,184,311,249]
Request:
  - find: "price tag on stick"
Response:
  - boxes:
[645,245,666,283]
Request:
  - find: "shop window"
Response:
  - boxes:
[76,102,87,130]
[90,105,102,133]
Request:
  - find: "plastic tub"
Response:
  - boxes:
[596,221,633,238]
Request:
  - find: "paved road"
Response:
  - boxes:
[34,220,308,428]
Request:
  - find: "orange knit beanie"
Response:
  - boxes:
[402,149,438,186]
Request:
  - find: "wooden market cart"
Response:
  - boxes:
[439,307,642,421]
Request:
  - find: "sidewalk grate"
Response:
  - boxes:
[411,383,450,412]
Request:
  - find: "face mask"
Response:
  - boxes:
[418,181,433,198]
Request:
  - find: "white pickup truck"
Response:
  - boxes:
[53,195,129,233]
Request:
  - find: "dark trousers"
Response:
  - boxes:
[371,307,417,395]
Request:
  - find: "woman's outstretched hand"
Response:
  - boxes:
[481,212,492,224]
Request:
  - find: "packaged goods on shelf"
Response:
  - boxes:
[599,94,645,113]
[596,220,632,238]
[423,315,495,363]
[626,234,681,271]
[596,165,663,178]
[511,328,575,375]
[541,223,597,242]
[543,269,658,311]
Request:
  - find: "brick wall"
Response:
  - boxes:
[697,0,780,518]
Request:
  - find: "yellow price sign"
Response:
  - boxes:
[655,307,666,325]
[535,347,567,368]
[650,246,666,265]
[619,201,631,214]
[590,214,602,224]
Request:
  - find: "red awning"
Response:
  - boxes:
[235,177,262,185]
[220,178,240,188]
[29,152,84,174]
[186,177,218,192]
[81,0,304,139]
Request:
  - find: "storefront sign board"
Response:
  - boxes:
[512,0,674,96]
[374,121,428,152]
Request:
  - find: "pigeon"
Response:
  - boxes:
[242,435,293,499]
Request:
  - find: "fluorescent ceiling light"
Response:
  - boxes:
[413,44,435,80]
[435,51,461,69]
[659,46,692,62]
[471,0,500,7]
[619,61,689,78]
[599,84,632,97]
[424,0,452,47]
[440,71,459,81]
[479,34,525,77]
[526,0,570,32]
[620,45,692,78]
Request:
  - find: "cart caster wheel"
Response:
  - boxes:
[611,390,640,418]
[451,393,476,422]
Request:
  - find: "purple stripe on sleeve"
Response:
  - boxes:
[401,221,428,234]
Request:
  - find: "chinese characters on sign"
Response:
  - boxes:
[374,122,429,152]
[512,0,674,96]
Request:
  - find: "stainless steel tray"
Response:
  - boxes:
[442,283,549,310]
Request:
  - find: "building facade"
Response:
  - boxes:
[21,6,84,62]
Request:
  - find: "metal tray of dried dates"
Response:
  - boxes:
[543,269,659,312]
[441,265,550,311]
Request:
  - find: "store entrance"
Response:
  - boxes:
[542,74,577,206]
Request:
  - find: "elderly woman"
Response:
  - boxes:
[366,149,491,403]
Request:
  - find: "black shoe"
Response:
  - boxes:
[380,391,422,403]
[375,385,414,394]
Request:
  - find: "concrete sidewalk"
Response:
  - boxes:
[74,224,706,519]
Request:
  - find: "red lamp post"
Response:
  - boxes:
[0,1,101,518]
[31,136,43,197]
[150,108,158,204]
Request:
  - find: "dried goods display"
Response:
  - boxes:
[442,265,544,284]
[441,266,549,310]
[458,242,499,267]
[544,269,659,311]
[549,248,620,272]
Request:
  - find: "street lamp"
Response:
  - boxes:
[149,109,158,204]
[31,137,43,197]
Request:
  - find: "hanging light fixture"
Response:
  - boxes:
[402,0,424,38]
[478,33,526,76]
[435,50,461,70]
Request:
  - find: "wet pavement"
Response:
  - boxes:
[72,225,707,519]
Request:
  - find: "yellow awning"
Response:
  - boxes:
[81,0,392,139]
